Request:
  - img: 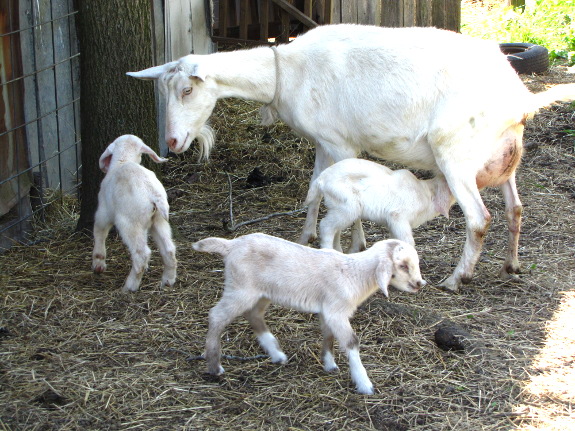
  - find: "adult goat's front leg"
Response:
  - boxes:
[440,177,491,292]
[299,145,333,245]
[499,175,522,279]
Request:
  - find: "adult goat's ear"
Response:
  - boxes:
[99,143,115,173]
[140,142,168,164]
[189,63,207,82]
[126,61,177,80]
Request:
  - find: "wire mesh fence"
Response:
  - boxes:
[0,0,81,251]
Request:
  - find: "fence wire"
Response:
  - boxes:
[0,0,81,251]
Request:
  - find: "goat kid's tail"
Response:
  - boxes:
[192,237,232,256]
[527,83,575,114]
[151,191,170,221]
[304,177,323,207]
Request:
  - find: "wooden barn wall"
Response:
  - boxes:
[332,0,460,30]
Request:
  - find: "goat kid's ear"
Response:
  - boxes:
[126,61,177,80]
[99,144,115,173]
[375,258,392,298]
[140,143,168,164]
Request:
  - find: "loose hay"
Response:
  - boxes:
[1,66,574,430]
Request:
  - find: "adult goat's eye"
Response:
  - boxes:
[182,87,192,96]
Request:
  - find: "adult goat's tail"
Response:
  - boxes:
[527,83,575,114]
[192,237,231,256]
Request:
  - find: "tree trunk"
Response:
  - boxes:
[75,0,158,233]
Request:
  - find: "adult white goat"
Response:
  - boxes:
[92,135,177,293]
[128,24,575,291]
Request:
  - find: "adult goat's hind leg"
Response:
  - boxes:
[499,174,522,279]
[440,174,491,292]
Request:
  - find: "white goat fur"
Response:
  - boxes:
[92,135,177,293]
[308,158,455,252]
[192,233,425,395]
[128,24,575,291]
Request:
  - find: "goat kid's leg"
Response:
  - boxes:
[244,298,287,364]
[499,174,522,279]
[92,212,112,273]
[319,216,345,252]
[121,228,151,293]
[326,316,373,395]
[440,176,491,292]
[206,292,258,375]
[150,218,177,287]
[348,219,367,253]
[319,313,338,372]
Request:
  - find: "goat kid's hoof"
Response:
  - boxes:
[92,261,106,274]
[161,276,177,288]
[356,383,374,395]
[324,364,340,373]
[270,352,288,364]
[121,284,140,294]
[208,365,225,376]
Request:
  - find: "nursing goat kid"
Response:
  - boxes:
[192,233,425,395]
[308,158,455,252]
[128,24,575,291]
[92,135,177,293]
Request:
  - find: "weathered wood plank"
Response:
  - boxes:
[417,0,433,26]
[381,0,402,27]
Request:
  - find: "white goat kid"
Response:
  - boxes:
[308,158,455,252]
[192,233,425,395]
[92,135,177,293]
[128,25,575,291]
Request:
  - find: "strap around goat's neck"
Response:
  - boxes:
[270,45,281,108]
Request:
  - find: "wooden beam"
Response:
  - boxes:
[269,0,318,29]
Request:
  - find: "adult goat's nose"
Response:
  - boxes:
[167,137,177,151]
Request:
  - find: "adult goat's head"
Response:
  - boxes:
[127,57,216,158]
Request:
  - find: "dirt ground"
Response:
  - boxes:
[2,49,575,431]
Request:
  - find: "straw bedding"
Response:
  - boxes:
[1,67,574,430]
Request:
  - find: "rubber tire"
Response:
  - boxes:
[499,43,549,74]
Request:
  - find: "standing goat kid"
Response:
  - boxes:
[192,233,425,395]
[308,158,455,252]
[92,135,177,293]
[128,25,575,291]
